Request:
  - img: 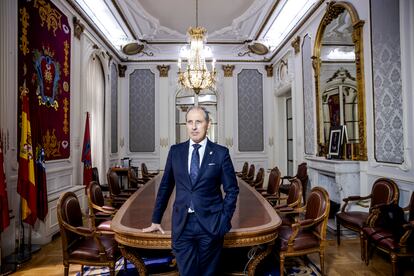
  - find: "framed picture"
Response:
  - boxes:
[328,126,343,158]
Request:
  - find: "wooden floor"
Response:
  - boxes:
[9,234,414,275]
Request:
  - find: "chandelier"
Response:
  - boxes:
[177,0,216,96]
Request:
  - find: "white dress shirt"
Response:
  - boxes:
[188,137,207,174]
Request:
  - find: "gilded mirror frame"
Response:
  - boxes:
[312,1,367,160]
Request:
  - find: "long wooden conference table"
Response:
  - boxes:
[111,173,281,275]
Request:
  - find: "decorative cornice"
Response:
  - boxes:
[118,64,127,78]
[156,65,170,77]
[291,35,301,54]
[265,64,273,77]
[222,65,235,77]
[72,16,84,40]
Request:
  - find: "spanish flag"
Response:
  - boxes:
[17,92,37,226]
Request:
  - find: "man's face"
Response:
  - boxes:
[186,108,210,143]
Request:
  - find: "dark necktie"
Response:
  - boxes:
[190,144,201,185]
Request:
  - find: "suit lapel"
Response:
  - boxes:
[180,141,192,187]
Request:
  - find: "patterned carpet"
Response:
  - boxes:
[76,253,320,276]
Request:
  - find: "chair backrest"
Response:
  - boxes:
[304,186,330,238]
[408,192,414,222]
[296,163,308,184]
[241,162,248,175]
[57,192,83,258]
[141,163,149,176]
[87,181,105,209]
[286,178,302,207]
[370,178,400,208]
[246,164,255,179]
[267,167,281,195]
[92,167,100,186]
[107,169,122,196]
[252,168,264,187]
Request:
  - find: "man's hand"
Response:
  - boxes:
[142,223,165,234]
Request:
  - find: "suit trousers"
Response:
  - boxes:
[173,213,223,276]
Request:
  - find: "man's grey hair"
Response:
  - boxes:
[185,106,210,122]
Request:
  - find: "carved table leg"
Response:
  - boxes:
[247,241,275,276]
[119,245,147,276]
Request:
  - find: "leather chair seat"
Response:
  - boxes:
[70,235,119,261]
[97,220,113,232]
[336,211,368,228]
[278,225,320,251]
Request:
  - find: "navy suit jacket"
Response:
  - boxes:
[152,139,239,241]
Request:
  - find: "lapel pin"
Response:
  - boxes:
[209,151,213,155]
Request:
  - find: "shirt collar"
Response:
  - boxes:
[189,137,207,148]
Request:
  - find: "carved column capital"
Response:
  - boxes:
[222,65,235,77]
[291,35,301,55]
[157,65,170,77]
[265,65,273,77]
[118,64,127,78]
[73,17,84,40]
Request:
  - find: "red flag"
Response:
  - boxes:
[0,139,10,232]
[17,92,37,226]
[81,112,92,191]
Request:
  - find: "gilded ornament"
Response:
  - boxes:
[63,81,69,92]
[34,0,62,36]
[63,98,69,134]
[222,65,235,77]
[157,65,170,77]
[63,40,69,77]
[19,8,30,55]
[42,129,61,158]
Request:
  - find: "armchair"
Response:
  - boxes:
[276,187,330,276]
[279,162,308,203]
[247,168,264,189]
[336,178,399,248]
[236,161,248,178]
[57,192,121,276]
[274,178,303,226]
[87,181,117,233]
[141,163,159,180]
[257,167,281,206]
[242,164,255,182]
[107,169,135,208]
[361,192,414,276]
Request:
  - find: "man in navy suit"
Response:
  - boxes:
[143,106,239,276]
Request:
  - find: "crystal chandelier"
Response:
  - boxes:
[177,0,216,96]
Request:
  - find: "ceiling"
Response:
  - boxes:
[113,0,277,61]
[71,0,320,62]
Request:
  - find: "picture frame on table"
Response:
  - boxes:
[328,126,343,158]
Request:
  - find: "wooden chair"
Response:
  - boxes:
[107,168,135,208]
[361,192,414,276]
[247,168,264,189]
[279,162,308,203]
[141,163,159,180]
[242,164,255,182]
[87,181,117,233]
[336,178,399,260]
[127,167,147,189]
[274,178,303,225]
[276,186,330,276]
[236,162,248,178]
[257,167,282,206]
[57,192,121,276]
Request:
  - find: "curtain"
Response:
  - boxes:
[86,55,106,184]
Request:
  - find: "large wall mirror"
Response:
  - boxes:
[313,1,366,160]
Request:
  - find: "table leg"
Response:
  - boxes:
[119,245,147,276]
[246,241,275,276]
